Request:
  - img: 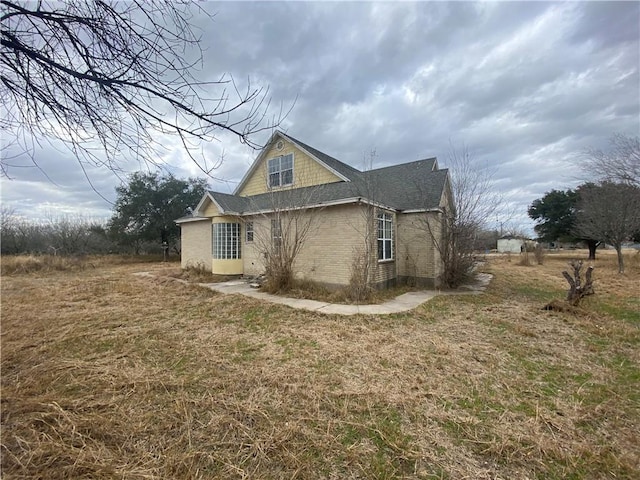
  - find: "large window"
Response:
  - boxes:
[212,223,241,259]
[377,211,393,261]
[268,154,293,188]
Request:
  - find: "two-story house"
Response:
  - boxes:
[176,131,453,289]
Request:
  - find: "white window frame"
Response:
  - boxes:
[245,221,254,242]
[267,153,294,188]
[271,219,282,250]
[377,211,394,261]
[212,223,241,260]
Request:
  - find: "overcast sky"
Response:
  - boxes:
[1,1,638,235]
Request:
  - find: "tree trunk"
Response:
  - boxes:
[586,239,598,260]
[561,260,595,306]
[615,245,625,274]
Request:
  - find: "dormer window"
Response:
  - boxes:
[268,153,293,188]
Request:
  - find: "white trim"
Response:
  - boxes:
[267,152,295,189]
[245,221,254,242]
[377,211,394,261]
[175,216,210,225]
[278,131,351,183]
[184,191,400,220]
[240,196,397,217]
[233,131,352,195]
[401,208,444,214]
[193,191,226,216]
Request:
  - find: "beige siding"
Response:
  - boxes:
[179,220,211,269]
[242,215,265,276]
[242,205,369,286]
[238,138,343,196]
[202,199,220,217]
[396,212,443,287]
[294,205,367,286]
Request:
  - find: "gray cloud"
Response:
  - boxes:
[1,1,638,234]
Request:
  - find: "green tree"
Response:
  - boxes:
[108,172,207,253]
[528,188,601,260]
[528,189,579,242]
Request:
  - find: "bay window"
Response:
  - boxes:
[212,223,241,259]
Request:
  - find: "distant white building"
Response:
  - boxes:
[497,235,525,253]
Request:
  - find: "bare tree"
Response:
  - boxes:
[420,143,502,287]
[574,182,640,274]
[346,150,380,302]
[248,171,325,292]
[582,134,640,187]
[1,1,282,179]
[0,209,115,254]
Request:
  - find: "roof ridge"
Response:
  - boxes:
[367,157,438,173]
[279,131,363,178]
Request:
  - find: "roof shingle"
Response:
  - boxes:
[195,134,449,216]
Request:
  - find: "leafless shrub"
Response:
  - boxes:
[1,209,115,255]
[348,249,374,303]
[518,248,531,266]
[0,254,90,275]
[419,143,503,287]
[534,244,546,265]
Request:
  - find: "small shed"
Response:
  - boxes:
[497,235,525,253]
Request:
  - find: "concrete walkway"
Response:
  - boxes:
[135,272,492,316]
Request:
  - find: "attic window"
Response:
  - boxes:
[268,154,293,188]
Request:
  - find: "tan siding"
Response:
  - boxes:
[242,215,265,276]
[179,220,211,269]
[238,139,343,196]
[242,205,368,286]
[202,199,220,217]
[396,212,442,287]
[294,205,367,286]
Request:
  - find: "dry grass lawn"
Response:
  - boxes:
[1,251,638,479]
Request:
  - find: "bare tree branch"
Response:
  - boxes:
[574,181,640,274]
[581,134,640,187]
[1,0,285,179]
[418,142,502,287]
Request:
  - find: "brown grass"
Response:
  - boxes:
[270,278,417,305]
[0,254,176,275]
[1,250,638,479]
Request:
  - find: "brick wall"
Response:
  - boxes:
[396,212,443,287]
[179,219,211,269]
[242,204,370,286]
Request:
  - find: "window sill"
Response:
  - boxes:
[377,259,394,264]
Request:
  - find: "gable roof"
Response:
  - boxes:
[278,132,364,183]
[361,158,448,211]
[181,134,450,220]
[233,130,358,195]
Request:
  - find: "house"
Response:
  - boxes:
[176,131,453,289]
[497,235,525,253]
